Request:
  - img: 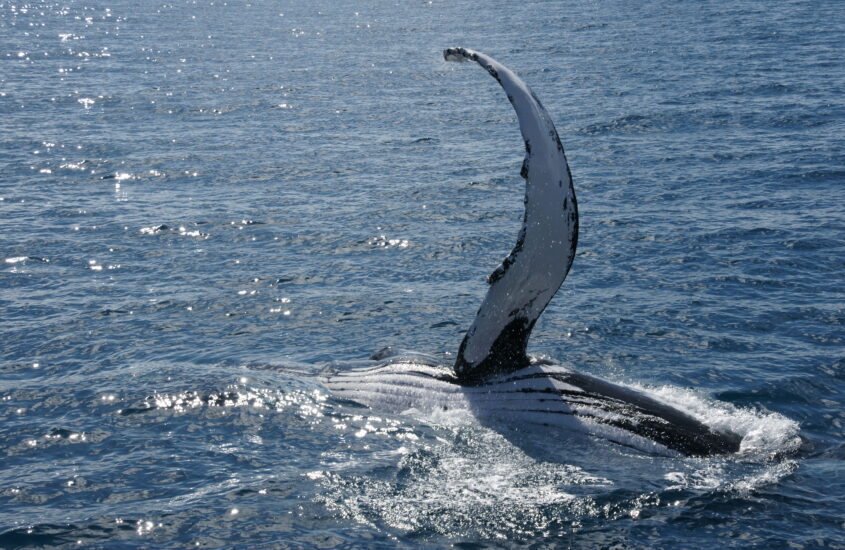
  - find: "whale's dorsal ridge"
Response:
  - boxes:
[445,48,578,383]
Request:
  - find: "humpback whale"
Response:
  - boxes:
[324,48,741,457]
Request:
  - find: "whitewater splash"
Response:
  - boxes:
[316,362,800,538]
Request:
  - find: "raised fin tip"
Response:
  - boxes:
[443,47,473,63]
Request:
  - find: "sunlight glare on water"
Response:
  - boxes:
[1,0,844,547]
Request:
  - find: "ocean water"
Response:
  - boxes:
[1,0,844,547]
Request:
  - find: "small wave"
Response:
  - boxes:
[366,234,410,249]
[4,256,49,265]
[581,113,668,135]
[782,238,841,251]
[138,224,209,238]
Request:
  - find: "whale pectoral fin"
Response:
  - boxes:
[455,316,535,384]
[446,48,578,383]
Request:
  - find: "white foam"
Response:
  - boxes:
[314,424,608,537]
[631,383,801,457]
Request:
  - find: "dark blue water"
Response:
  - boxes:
[2,0,844,547]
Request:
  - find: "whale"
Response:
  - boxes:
[323,48,742,457]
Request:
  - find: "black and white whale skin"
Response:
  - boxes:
[323,48,742,457]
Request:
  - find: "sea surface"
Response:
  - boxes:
[1,0,844,547]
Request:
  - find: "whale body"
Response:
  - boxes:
[323,48,741,457]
